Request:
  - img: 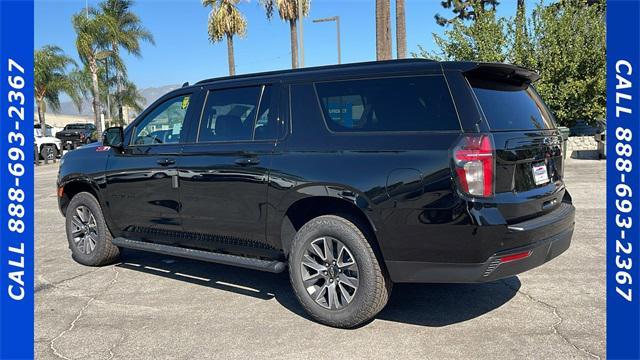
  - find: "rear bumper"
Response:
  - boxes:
[386,202,575,283]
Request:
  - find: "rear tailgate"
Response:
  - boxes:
[466,70,566,223]
[56,130,82,141]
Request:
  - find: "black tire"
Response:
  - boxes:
[65,192,120,266]
[289,215,392,328]
[39,145,58,161]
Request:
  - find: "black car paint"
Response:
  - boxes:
[58,60,574,283]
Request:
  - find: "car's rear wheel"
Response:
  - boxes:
[40,145,58,161]
[289,215,392,328]
[65,192,120,266]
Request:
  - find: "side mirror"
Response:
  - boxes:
[103,126,124,148]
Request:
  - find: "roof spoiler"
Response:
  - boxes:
[462,63,540,83]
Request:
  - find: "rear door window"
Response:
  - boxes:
[315,76,460,132]
[468,77,556,131]
[198,85,278,142]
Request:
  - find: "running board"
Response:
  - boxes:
[112,237,286,273]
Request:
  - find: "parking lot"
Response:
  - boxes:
[35,159,605,359]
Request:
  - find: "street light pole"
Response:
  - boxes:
[336,16,341,64]
[313,16,341,64]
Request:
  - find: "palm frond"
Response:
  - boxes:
[267,0,310,22]
[203,0,247,43]
[34,45,83,113]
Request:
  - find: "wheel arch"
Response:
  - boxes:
[277,185,385,262]
[59,179,103,216]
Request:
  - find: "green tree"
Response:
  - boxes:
[418,0,606,127]
[203,0,247,75]
[435,0,500,26]
[417,5,507,62]
[34,46,83,133]
[99,0,154,123]
[511,0,529,66]
[525,0,606,126]
[261,0,310,68]
[110,80,146,125]
[73,10,110,134]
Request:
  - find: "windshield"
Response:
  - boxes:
[34,126,52,137]
[468,77,556,131]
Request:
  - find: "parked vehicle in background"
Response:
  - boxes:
[569,119,605,137]
[35,123,56,137]
[34,124,62,161]
[57,60,575,328]
[55,123,98,150]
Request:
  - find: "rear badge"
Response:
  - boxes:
[532,163,550,185]
[96,146,111,152]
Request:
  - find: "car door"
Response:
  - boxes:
[178,83,284,258]
[104,90,200,245]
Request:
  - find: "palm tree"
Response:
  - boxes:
[111,80,146,125]
[203,0,247,76]
[396,0,406,59]
[98,0,154,123]
[261,0,309,69]
[34,46,83,133]
[73,10,110,134]
[376,0,391,60]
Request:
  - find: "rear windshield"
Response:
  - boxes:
[65,124,88,130]
[468,77,555,131]
[315,76,460,132]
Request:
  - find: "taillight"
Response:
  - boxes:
[453,134,495,197]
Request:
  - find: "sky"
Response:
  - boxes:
[35,0,525,90]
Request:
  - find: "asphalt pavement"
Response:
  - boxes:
[34,158,605,359]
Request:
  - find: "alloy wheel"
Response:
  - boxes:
[300,236,359,310]
[70,205,98,255]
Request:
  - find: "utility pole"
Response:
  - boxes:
[312,16,341,64]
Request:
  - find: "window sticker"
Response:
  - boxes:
[181,96,190,110]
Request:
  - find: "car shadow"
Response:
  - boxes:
[116,249,520,328]
[570,149,601,160]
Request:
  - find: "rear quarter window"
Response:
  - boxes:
[315,75,460,132]
[468,77,556,131]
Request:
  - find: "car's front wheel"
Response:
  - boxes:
[65,192,120,266]
[289,215,392,328]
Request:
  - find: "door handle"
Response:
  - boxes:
[235,157,260,166]
[157,158,175,166]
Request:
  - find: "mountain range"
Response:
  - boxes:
[54,84,180,117]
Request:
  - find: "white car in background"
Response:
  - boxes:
[34,124,62,161]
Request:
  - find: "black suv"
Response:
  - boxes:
[56,122,98,149]
[57,60,575,328]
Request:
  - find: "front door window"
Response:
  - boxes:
[132,94,191,145]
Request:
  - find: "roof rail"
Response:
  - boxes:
[194,58,437,85]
